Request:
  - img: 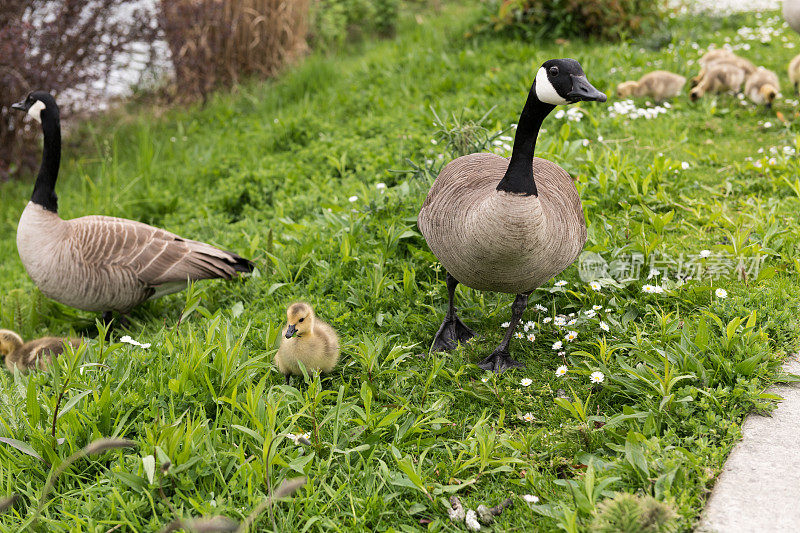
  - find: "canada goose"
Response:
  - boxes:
[785,0,800,35]
[0,329,81,372]
[745,67,780,107]
[11,92,254,323]
[417,58,606,373]
[689,63,747,101]
[691,54,756,89]
[616,71,686,102]
[788,54,800,94]
[275,302,340,384]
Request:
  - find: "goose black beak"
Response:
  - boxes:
[567,75,607,103]
[11,100,27,112]
[285,324,297,339]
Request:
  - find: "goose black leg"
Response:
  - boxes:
[430,273,477,352]
[478,293,529,373]
[284,374,291,386]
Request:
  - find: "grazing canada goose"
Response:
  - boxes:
[788,54,800,94]
[689,63,747,101]
[691,54,756,89]
[0,329,81,372]
[745,67,780,107]
[418,58,606,373]
[11,92,253,323]
[616,71,686,102]
[275,302,340,384]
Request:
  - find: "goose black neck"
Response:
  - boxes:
[496,88,555,196]
[31,111,61,213]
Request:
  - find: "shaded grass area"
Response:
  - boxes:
[2,3,800,531]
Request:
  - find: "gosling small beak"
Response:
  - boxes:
[285,324,297,339]
[567,75,607,103]
[11,100,26,112]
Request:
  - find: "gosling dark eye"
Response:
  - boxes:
[298,317,304,322]
[548,66,559,77]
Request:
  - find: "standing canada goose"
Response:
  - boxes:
[0,329,81,372]
[788,54,800,95]
[689,63,747,101]
[784,0,800,35]
[745,67,780,107]
[11,92,253,323]
[616,71,686,102]
[418,58,606,373]
[275,302,340,384]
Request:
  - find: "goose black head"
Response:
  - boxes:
[11,91,58,124]
[534,59,607,105]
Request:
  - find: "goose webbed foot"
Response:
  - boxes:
[477,348,525,373]
[431,315,477,352]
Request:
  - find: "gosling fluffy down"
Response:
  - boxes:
[275,302,340,383]
[690,63,747,101]
[691,53,756,88]
[0,329,81,372]
[745,67,780,106]
[788,54,800,94]
[616,71,686,101]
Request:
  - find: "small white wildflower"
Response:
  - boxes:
[763,121,773,128]
[520,378,533,387]
[522,494,540,504]
[555,365,568,377]
[564,331,578,342]
[699,249,712,258]
[465,509,481,531]
[715,288,728,299]
[534,304,547,312]
[501,321,510,328]
[523,323,531,332]
[522,412,535,422]
[375,182,387,191]
[555,280,568,287]
[348,195,358,202]
[592,305,602,311]
[648,268,660,279]
[552,341,563,350]
[514,331,524,339]
[481,376,489,383]
[584,309,596,318]
[681,161,690,170]
[599,321,610,332]
[590,371,605,384]
[589,280,602,291]
[526,333,536,342]
[525,320,536,329]
[567,318,577,326]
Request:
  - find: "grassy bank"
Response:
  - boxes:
[1,3,800,531]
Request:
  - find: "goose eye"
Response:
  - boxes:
[298,317,304,322]
[548,66,559,77]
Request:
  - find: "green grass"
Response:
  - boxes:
[2,3,800,531]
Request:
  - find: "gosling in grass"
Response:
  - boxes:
[691,52,756,88]
[275,302,340,385]
[788,54,800,94]
[689,63,747,101]
[745,67,780,107]
[0,329,81,372]
[616,71,687,102]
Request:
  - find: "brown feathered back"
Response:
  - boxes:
[418,153,586,294]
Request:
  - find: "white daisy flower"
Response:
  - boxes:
[525,320,536,329]
[522,412,535,422]
[523,323,531,332]
[584,309,596,318]
[375,182,387,191]
[715,288,728,298]
[526,333,536,342]
[556,365,568,377]
[555,280,568,287]
[554,316,566,326]
[543,317,552,324]
[590,371,605,384]
[522,494,540,504]
[552,341,563,350]
[699,249,712,258]
[567,319,577,326]
[348,195,358,202]
[564,331,578,342]
[589,280,602,291]
[534,304,547,312]
[520,378,533,387]
[592,305,602,311]
[681,161,690,170]
[599,321,610,332]
[501,321,510,328]
[557,351,565,357]
[514,331,524,339]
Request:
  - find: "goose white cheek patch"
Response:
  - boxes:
[28,100,45,123]
[534,68,569,105]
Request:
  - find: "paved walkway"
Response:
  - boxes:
[698,355,800,533]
